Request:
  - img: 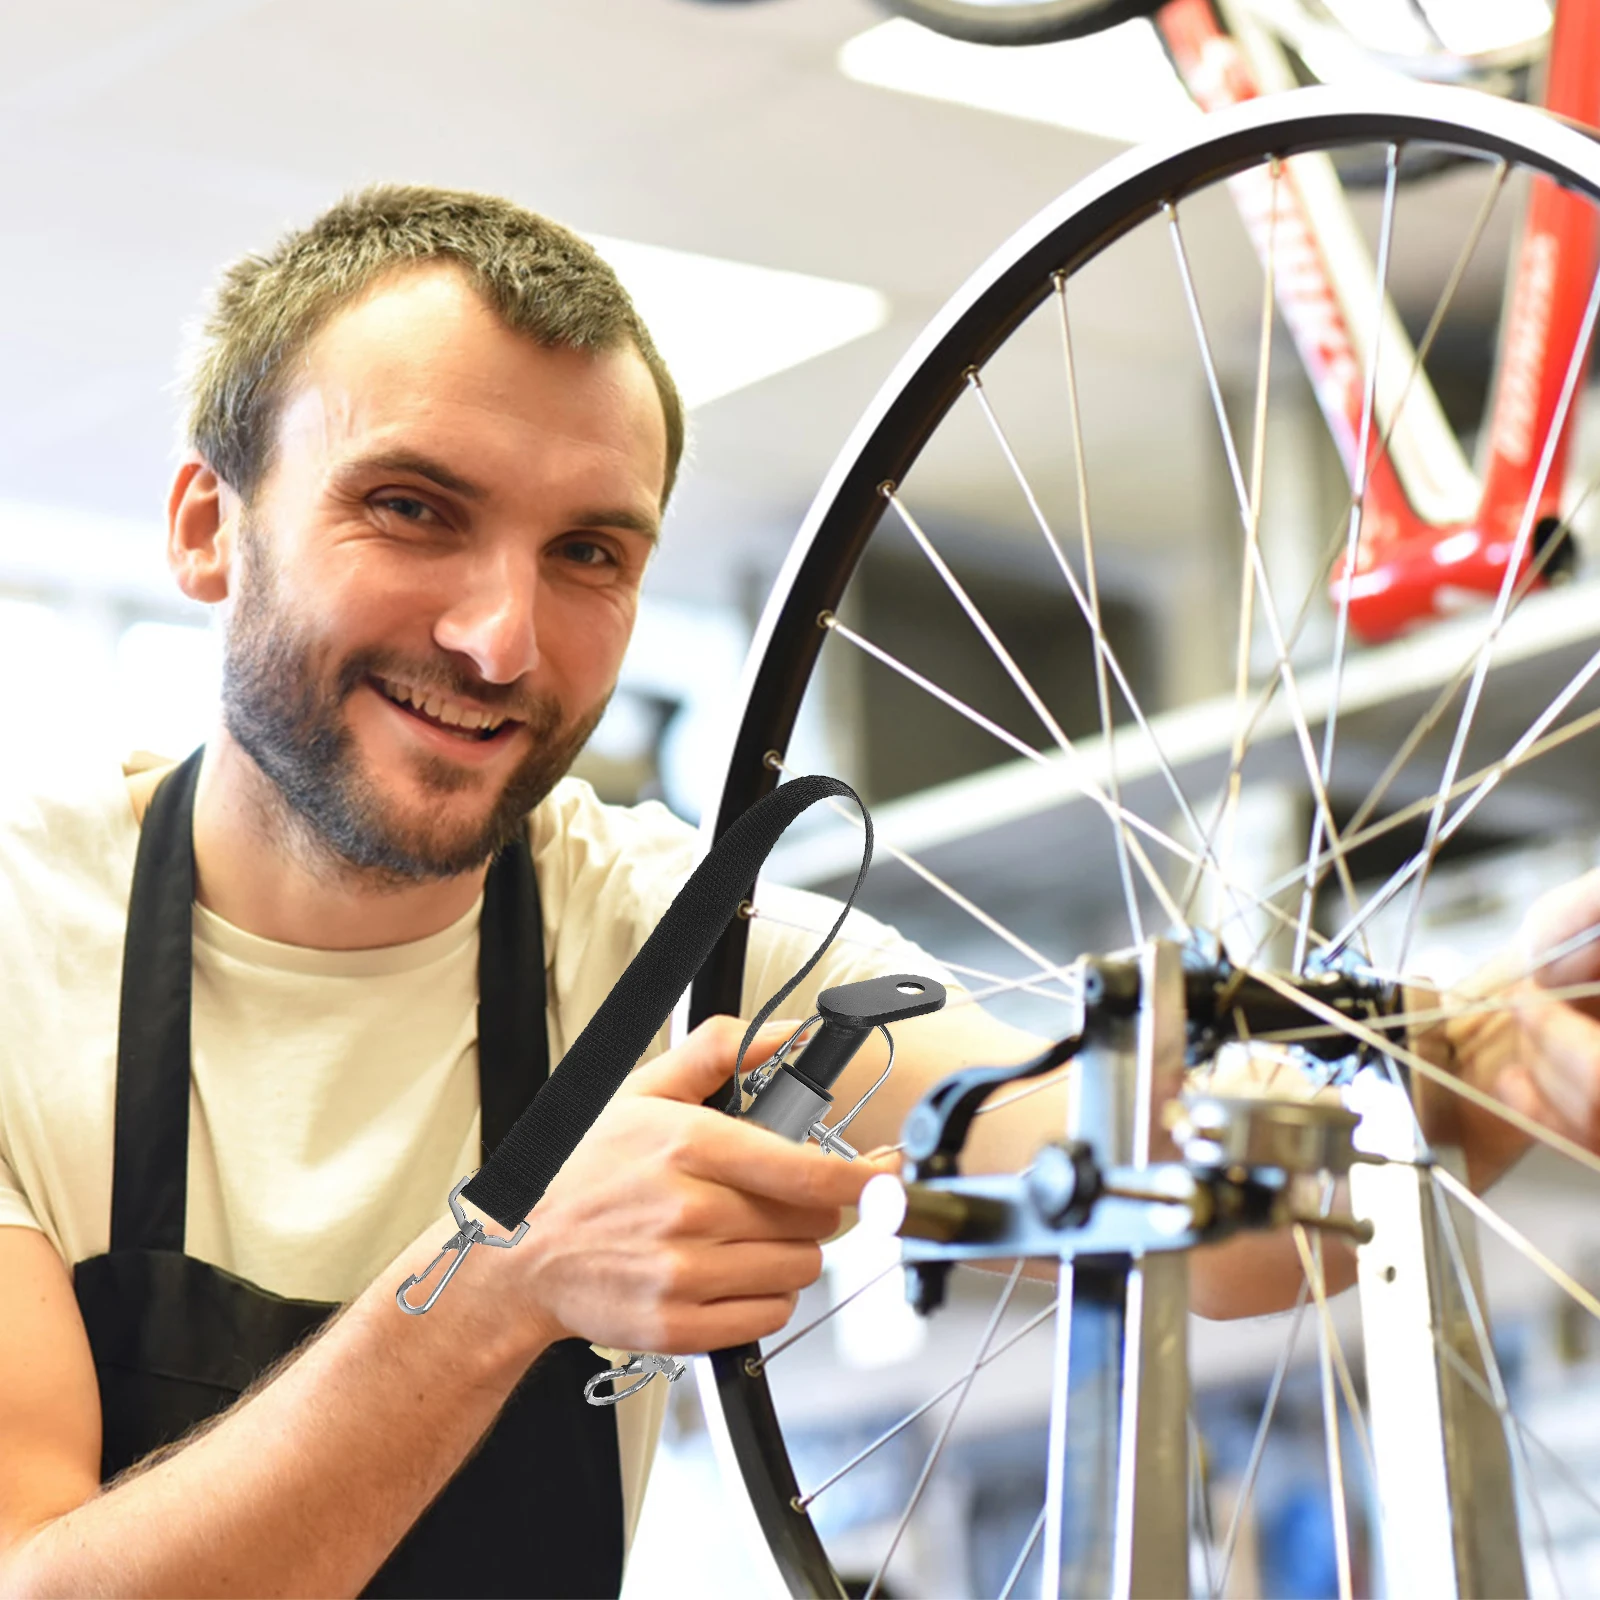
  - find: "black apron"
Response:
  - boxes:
[71,749,625,1598]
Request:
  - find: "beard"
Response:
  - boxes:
[221,520,607,884]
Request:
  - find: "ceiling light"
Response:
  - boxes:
[1415,0,1551,57]
[588,235,890,410]
[838,16,1200,146]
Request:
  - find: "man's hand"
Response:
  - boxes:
[1415,867,1600,1190]
[1492,869,1600,1147]
[488,1017,889,1359]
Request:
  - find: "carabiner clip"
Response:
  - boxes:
[584,1352,687,1406]
[396,1174,529,1315]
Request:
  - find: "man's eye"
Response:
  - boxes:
[374,495,436,524]
[560,539,616,567]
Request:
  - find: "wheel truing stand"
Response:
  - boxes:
[865,936,1526,1599]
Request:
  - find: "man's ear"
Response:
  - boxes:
[168,454,237,604]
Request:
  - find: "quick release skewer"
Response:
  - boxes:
[743,973,946,1153]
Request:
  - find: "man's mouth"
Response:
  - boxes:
[371,675,521,743]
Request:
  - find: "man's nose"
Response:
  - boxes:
[432,546,540,685]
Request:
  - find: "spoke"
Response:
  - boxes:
[1390,261,1600,973]
[864,1261,1027,1599]
[1293,1224,1354,1600]
[817,622,1335,958]
[873,1063,1077,1160]
[1298,145,1401,972]
[1240,963,1600,1183]
[1298,1208,1379,1486]
[1433,1165,1600,1328]
[744,1257,903,1375]
[1165,199,1368,947]
[1326,636,1600,956]
[1253,973,1600,1049]
[1432,1331,1600,1529]
[794,1298,1058,1509]
[1323,483,1588,873]
[1218,1284,1310,1593]
[1423,1169,1565,1600]
[745,902,1084,1008]
[983,294,1178,943]
[972,347,1288,952]
[1259,698,1600,919]
[1206,161,1511,965]
[1189,1408,1218,1600]
[766,753,1069,981]
[1192,156,1280,929]
[1522,915,1600,979]
[1428,1338,1577,1599]
[1054,280,1141,936]
[882,489,1190,931]
[998,1504,1047,1600]
[961,973,1081,1009]
[992,333,1140,941]
[825,612,1049,766]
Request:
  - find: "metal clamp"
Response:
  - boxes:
[743,1014,821,1098]
[395,1174,530,1315]
[811,1022,895,1159]
[584,1352,687,1406]
[808,1120,860,1160]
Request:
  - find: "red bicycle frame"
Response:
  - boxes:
[1157,0,1600,642]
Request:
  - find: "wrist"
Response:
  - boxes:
[376,1215,557,1388]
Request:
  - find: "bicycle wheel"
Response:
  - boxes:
[877,0,1164,48]
[687,84,1600,1597]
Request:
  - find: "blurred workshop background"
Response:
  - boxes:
[7,3,1600,1596]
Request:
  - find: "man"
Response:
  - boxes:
[0,183,1048,1598]
[0,183,1589,1597]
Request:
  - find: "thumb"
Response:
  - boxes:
[1521,868,1600,988]
[621,1016,804,1105]
[1511,990,1600,1137]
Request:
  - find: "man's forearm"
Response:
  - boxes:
[7,1225,544,1600]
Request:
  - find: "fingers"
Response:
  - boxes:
[657,1294,805,1355]
[1491,1064,1553,1127]
[649,1241,831,1353]
[1511,988,1600,1145]
[661,1238,825,1305]
[674,1117,897,1210]
[621,1015,798,1105]
[664,1172,843,1244]
[1520,867,1600,989]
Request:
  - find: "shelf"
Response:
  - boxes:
[766,579,1600,952]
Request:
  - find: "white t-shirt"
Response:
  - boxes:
[0,753,951,1553]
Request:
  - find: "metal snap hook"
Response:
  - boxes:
[584,1353,687,1406]
[395,1174,530,1315]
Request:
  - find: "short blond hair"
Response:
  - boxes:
[183,184,685,504]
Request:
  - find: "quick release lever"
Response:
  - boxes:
[744,973,946,1156]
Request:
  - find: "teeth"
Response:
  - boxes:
[378,677,509,734]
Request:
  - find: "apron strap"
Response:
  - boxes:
[111,748,203,1254]
[111,748,548,1254]
[477,825,548,1157]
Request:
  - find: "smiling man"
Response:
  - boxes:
[0,187,951,1598]
[2,184,1597,1600]
[184,258,669,935]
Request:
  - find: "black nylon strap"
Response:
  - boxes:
[112,747,204,1254]
[115,747,548,1249]
[461,774,872,1233]
[476,831,547,1162]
